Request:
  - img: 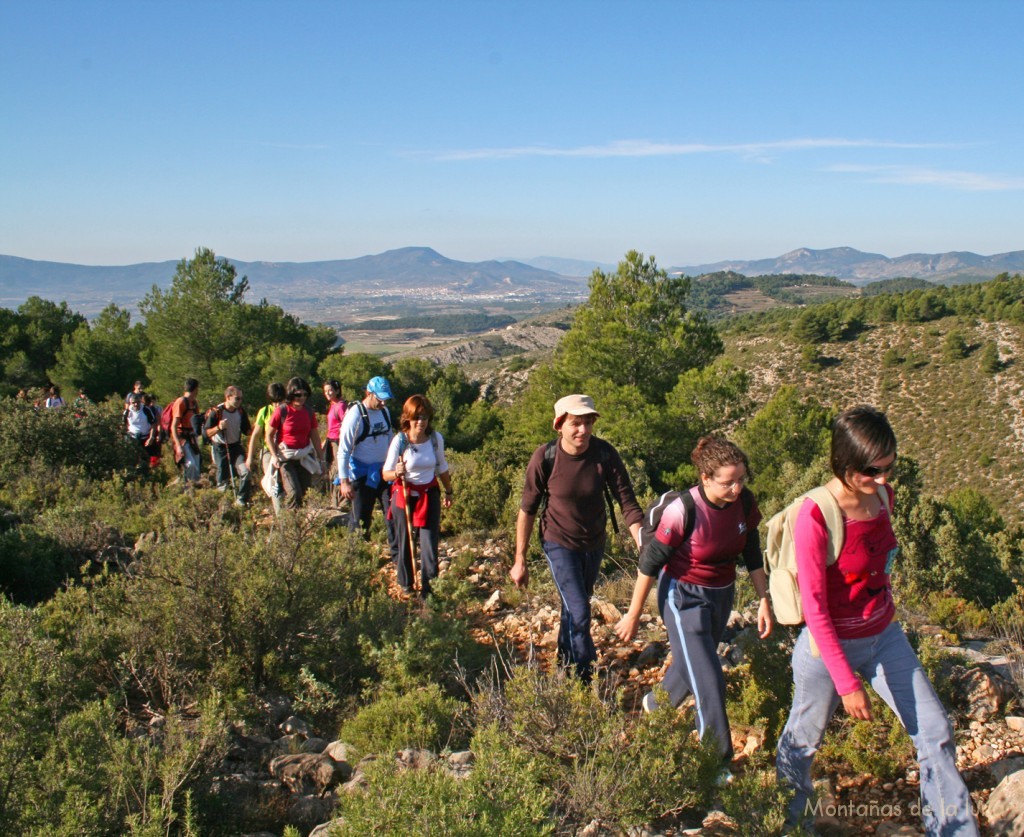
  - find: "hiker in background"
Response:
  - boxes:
[775,406,977,835]
[73,388,91,409]
[44,385,65,409]
[382,394,454,597]
[266,377,324,511]
[122,392,159,471]
[170,377,202,483]
[143,393,162,469]
[512,394,643,682]
[338,376,399,566]
[246,381,286,514]
[615,435,770,777]
[124,380,145,406]
[322,378,347,506]
[203,385,252,507]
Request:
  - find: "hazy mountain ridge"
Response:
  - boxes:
[3,245,1022,317]
[673,246,1024,284]
[0,248,586,316]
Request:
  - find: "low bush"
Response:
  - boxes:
[726,629,797,748]
[331,723,553,836]
[337,683,468,757]
[818,689,914,781]
[471,666,720,834]
[719,750,793,837]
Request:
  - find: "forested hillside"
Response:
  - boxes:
[1,249,1023,835]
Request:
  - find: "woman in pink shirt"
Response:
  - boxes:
[323,378,347,506]
[776,406,976,835]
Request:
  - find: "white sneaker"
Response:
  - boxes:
[642,692,658,713]
[714,768,734,787]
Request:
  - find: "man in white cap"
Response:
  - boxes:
[512,394,643,681]
[338,376,400,568]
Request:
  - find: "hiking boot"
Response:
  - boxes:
[233,498,246,508]
[642,691,658,713]
[714,768,734,787]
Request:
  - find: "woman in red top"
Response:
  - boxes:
[776,406,977,835]
[267,377,325,510]
[616,436,771,772]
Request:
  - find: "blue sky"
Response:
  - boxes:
[2,0,1022,268]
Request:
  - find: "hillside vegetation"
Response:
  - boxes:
[1,249,1023,835]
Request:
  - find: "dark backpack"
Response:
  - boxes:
[349,400,392,444]
[638,485,753,552]
[539,438,619,534]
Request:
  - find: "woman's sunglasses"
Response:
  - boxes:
[860,461,896,478]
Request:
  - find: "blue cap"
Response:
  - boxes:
[366,376,392,400]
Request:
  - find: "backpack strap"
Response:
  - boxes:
[540,438,619,534]
[804,485,845,566]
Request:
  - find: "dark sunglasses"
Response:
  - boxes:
[860,461,896,478]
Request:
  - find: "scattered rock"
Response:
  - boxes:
[591,598,623,625]
[950,664,1016,721]
[324,740,352,762]
[482,589,502,613]
[269,753,350,795]
[280,715,310,736]
[986,769,1024,835]
[288,794,334,826]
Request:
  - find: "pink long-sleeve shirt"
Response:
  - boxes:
[794,485,897,695]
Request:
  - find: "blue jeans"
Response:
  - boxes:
[658,575,735,761]
[543,541,604,681]
[776,621,978,836]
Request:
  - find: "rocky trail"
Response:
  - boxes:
[228,533,1024,836]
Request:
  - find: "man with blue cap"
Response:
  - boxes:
[338,376,400,568]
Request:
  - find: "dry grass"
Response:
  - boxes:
[723,317,1024,524]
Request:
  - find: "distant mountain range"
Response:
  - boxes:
[2,245,1022,316]
[669,246,1024,285]
[0,247,586,315]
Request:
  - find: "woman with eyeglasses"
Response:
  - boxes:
[615,435,771,777]
[381,395,453,597]
[266,376,325,511]
[775,406,977,835]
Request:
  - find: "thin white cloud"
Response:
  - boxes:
[430,137,949,161]
[828,163,1024,191]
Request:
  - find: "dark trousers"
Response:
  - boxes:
[349,477,400,563]
[212,441,251,503]
[543,540,604,682]
[657,573,735,761]
[391,486,441,595]
[279,461,313,510]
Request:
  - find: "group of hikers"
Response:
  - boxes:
[515,395,978,836]
[121,374,454,598]
[104,376,975,832]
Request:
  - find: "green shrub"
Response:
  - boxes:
[338,683,467,756]
[719,751,793,837]
[0,525,75,604]
[441,450,517,534]
[471,666,720,834]
[818,690,913,781]
[331,723,553,836]
[0,399,138,484]
[726,629,797,748]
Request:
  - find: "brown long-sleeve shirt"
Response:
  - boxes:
[520,437,643,552]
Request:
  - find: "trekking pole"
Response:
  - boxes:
[399,477,418,592]
[224,443,237,494]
